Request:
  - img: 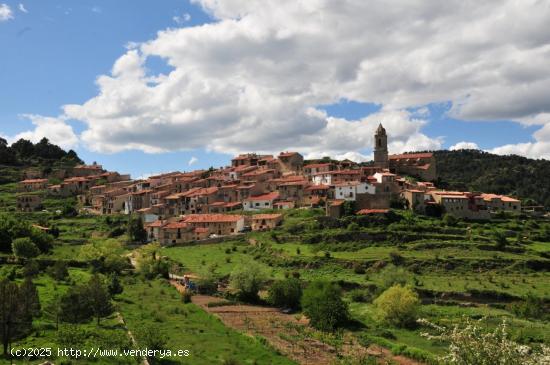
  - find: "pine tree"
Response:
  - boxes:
[86,275,113,325]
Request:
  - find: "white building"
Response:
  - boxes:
[334,181,374,201]
[243,192,280,211]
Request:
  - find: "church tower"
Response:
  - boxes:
[373,123,389,169]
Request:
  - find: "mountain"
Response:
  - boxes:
[434,149,550,208]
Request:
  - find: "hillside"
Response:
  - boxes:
[0,137,83,183]
[434,150,550,208]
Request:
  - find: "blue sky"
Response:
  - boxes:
[1,1,548,178]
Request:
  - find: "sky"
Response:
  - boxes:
[1,0,549,179]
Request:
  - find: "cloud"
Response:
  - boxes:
[9,115,78,150]
[0,4,13,21]
[91,6,101,14]
[18,3,27,13]
[52,0,550,160]
[487,123,550,159]
[450,141,479,150]
[188,156,198,166]
[173,12,191,25]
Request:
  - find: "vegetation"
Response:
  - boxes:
[373,285,420,327]
[419,317,549,364]
[301,281,349,332]
[0,137,82,184]
[0,277,41,355]
[267,277,303,309]
[435,149,550,207]
[229,261,267,302]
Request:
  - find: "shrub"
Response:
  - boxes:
[373,285,420,327]
[267,278,302,309]
[301,281,348,331]
[442,214,458,226]
[507,293,547,320]
[377,265,410,290]
[196,278,218,295]
[229,262,267,302]
[349,289,373,303]
[182,291,193,304]
[419,317,549,364]
[353,262,366,274]
[12,237,40,259]
[389,251,404,266]
[23,260,40,277]
[48,260,70,281]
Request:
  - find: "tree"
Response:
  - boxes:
[107,273,123,296]
[267,278,302,309]
[29,229,53,253]
[373,285,420,327]
[86,274,114,325]
[229,262,267,302]
[0,278,41,356]
[301,281,348,331]
[494,230,508,250]
[127,214,147,244]
[43,294,63,330]
[0,279,20,356]
[47,260,69,281]
[60,285,94,323]
[18,277,41,320]
[11,237,40,259]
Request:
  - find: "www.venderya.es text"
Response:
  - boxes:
[11,347,190,359]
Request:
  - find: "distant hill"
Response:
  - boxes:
[434,150,550,208]
[0,137,83,184]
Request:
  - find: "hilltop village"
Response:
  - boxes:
[16,124,523,245]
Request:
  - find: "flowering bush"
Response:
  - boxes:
[418,317,550,364]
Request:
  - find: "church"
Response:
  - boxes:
[373,123,437,181]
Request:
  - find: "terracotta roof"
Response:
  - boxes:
[279,180,308,186]
[145,220,165,228]
[305,184,330,191]
[389,152,433,160]
[164,221,190,229]
[225,202,242,208]
[304,163,332,169]
[312,170,360,176]
[330,199,345,206]
[251,214,283,220]
[183,214,244,223]
[20,179,48,183]
[334,181,363,187]
[246,192,280,201]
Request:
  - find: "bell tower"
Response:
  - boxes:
[373,123,388,169]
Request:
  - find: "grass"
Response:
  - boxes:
[118,278,296,364]
[1,269,134,365]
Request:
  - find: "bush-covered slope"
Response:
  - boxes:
[0,137,83,183]
[434,150,550,207]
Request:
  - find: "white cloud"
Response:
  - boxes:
[450,141,479,150]
[173,12,191,25]
[18,3,27,13]
[487,123,550,159]
[51,0,550,160]
[188,156,198,166]
[91,6,101,14]
[0,4,13,21]
[9,115,78,150]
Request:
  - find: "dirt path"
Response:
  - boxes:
[170,281,424,365]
